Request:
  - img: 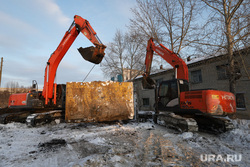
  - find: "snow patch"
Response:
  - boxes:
[88,137,106,145]
[180,132,194,140]
[135,122,155,130]
[1,118,250,166]
[138,110,154,115]
[110,155,122,162]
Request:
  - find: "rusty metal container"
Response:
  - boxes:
[65,81,134,123]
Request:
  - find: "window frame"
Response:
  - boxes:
[142,98,150,107]
[236,93,246,110]
[216,64,229,80]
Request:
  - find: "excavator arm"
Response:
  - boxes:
[42,15,106,105]
[143,38,188,89]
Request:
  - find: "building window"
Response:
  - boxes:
[216,64,229,80]
[142,98,150,107]
[191,70,202,83]
[236,93,246,110]
[216,63,241,80]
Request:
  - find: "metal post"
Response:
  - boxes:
[175,67,177,79]
[0,57,3,87]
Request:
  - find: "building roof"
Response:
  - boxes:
[133,46,249,81]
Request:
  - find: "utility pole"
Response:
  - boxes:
[0,57,3,87]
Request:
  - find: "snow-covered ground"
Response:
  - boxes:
[0,118,249,167]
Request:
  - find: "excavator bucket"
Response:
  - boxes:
[142,76,156,89]
[78,46,105,64]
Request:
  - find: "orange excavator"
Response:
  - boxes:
[1,15,106,125]
[142,38,235,133]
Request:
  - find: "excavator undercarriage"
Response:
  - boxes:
[0,107,64,126]
[138,111,234,134]
[155,112,234,134]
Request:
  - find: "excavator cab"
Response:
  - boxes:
[157,79,189,111]
[78,44,106,64]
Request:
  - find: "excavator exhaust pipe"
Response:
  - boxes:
[78,45,106,64]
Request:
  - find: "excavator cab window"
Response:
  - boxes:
[159,82,169,97]
[158,80,179,110]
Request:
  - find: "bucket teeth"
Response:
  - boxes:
[78,46,105,64]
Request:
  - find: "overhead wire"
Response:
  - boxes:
[83,64,96,82]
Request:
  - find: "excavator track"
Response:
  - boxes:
[26,110,63,127]
[193,115,234,134]
[156,113,198,132]
[0,111,32,124]
[0,108,32,124]
[0,108,64,126]
[152,112,234,134]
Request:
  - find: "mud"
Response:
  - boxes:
[38,139,67,152]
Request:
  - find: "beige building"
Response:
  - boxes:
[123,68,142,81]
[133,48,250,119]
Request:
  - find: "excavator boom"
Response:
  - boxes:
[7,15,106,108]
[143,38,188,89]
[42,15,106,105]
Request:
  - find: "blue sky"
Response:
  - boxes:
[0,0,137,89]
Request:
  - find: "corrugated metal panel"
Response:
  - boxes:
[65,81,134,123]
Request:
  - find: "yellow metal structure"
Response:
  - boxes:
[65,81,134,123]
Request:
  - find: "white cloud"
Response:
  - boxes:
[32,0,71,26]
[0,11,42,52]
[0,11,38,34]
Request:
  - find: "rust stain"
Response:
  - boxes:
[65,81,134,123]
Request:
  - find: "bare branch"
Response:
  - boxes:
[228,0,243,21]
[201,0,224,15]
[233,32,250,45]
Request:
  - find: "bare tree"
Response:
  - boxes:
[102,0,199,80]
[101,29,145,80]
[101,30,127,80]
[129,0,199,56]
[199,0,249,94]
[6,81,19,94]
[154,0,198,54]
[124,31,145,80]
[129,0,162,42]
[5,81,31,94]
